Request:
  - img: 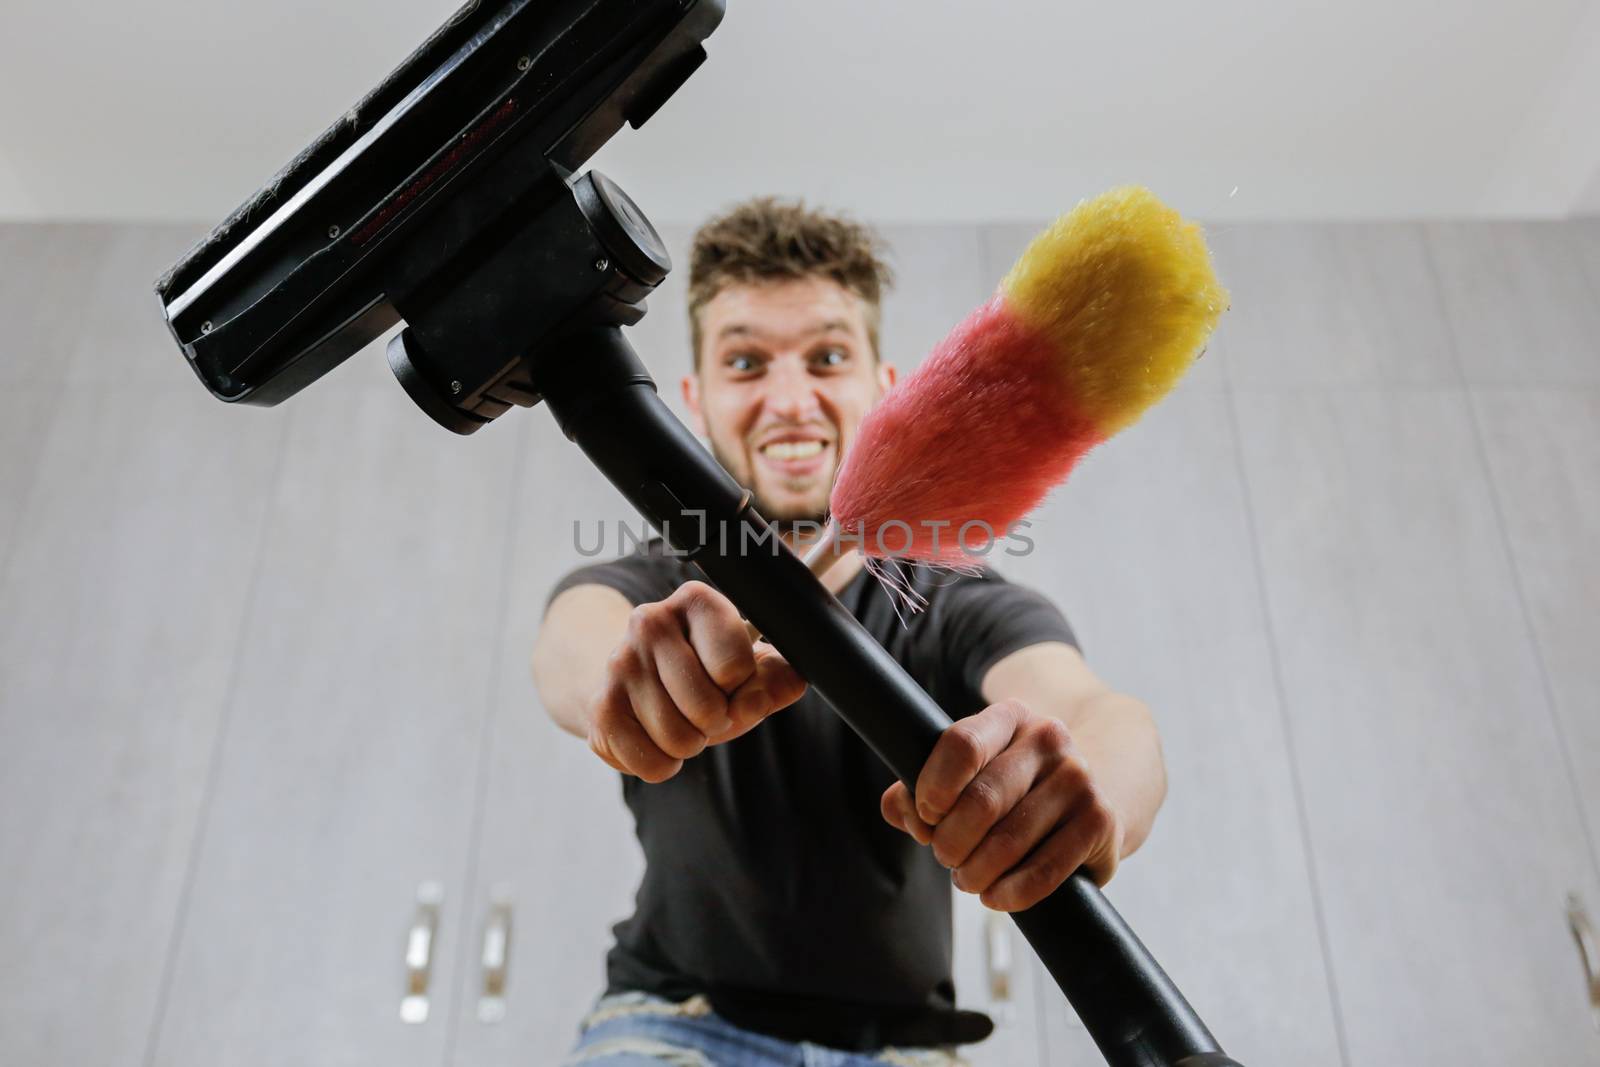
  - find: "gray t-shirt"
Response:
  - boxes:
[548,540,1077,1050]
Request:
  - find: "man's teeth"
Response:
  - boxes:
[761,440,825,460]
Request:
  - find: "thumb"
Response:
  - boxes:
[717,643,806,739]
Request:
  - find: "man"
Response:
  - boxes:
[533,199,1167,1065]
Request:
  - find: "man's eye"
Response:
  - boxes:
[727,353,761,373]
[813,347,848,367]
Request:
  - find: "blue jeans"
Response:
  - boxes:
[563,992,969,1067]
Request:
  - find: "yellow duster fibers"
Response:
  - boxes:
[1000,185,1228,435]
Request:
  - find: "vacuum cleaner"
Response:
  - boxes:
[154,4,1244,1064]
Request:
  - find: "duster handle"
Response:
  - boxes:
[533,325,1241,1067]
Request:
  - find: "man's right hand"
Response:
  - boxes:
[585,580,807,782]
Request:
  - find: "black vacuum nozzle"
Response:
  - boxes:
[385,167,673,433]
[154,0,723,413]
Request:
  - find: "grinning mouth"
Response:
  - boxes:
[759,439,826,460]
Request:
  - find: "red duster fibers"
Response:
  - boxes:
[828,186,1228,567]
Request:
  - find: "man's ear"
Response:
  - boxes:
[681,372,708,437]
[876,360,897,394]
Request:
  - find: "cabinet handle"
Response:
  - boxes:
[985,910,1015,1017]
[1568,893,1600,1030]
[478,889,514,1023]
[400,882,444,1024]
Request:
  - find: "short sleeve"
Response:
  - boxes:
[934,575,1078,711]
[545,545,688,612]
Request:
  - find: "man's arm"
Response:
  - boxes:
[880,641,1167,912]
[534,584,636,739]
[533,580,806,781]
[980,641,1166,859]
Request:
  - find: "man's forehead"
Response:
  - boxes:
[702,278,868,343]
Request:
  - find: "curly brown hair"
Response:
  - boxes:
[687,197,895,368]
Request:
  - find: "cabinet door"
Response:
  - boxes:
[1234,386,1600,1065]
[1033,388,1343,1065]
[147,382,522,1067]
[1472,388,1600,863]
[0,223,285,1067]
[0,383,285,1066]
[447,416,648,1064]
[982,223,1344,1066]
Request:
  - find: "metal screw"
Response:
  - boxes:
[516,55,531,72]
[450,380,463,395]
[594,257,610,272]
[200,320,213,334]
[328,224,342,240]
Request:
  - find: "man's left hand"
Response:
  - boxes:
[880,699,1125,911]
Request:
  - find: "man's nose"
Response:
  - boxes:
[761,360,822,421]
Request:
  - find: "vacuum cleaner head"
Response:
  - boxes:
[154,0,723,418]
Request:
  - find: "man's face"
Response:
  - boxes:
[683,276,895,524]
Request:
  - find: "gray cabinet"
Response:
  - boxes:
[5,219,1600,1067]
[146,384,521,1066]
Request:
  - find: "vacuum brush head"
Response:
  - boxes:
[155,0,724,417]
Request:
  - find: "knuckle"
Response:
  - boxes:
[984,821,1032,864]
[657,725,706,760]
[590,699,626,733]
[1080,795,1112,835]
[605,644,641,680]
[688,694,736,735]
[1050,753,1089,792]
[676,581,733,626]
[675,580,714,606]
[707,650,755,692]
[963,778,1006,824]
[1034,716,1072,752]
[880,783,906,819]
[944,722,988,773]
[630,602,673,641]
[996,697,1029,721]
[688,689,730,724]
[1018,860,1058,902]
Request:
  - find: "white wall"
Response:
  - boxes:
[0,0,1597,223]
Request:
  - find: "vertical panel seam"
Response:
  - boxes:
[440,412,534,1066]
[1419,229,1600,891]
[140,405,295,1067]
[1221,381,1353,1067]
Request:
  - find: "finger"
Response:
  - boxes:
[914,700,1028,825]
[587,723,625,774]
[675,582,759,691]
[951,761,1083,896]
[651,631,732,737]
[929,742,1042,870]
[880,781,934,845]
[585,681,629,773]
[590,684,682,783]
[752,644,807,708]
[720,645,807,739]
[979,790,1115,912]
[623,669,708,762]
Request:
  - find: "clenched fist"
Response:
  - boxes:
[881,699,1125,911]
[586,580,806,782]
